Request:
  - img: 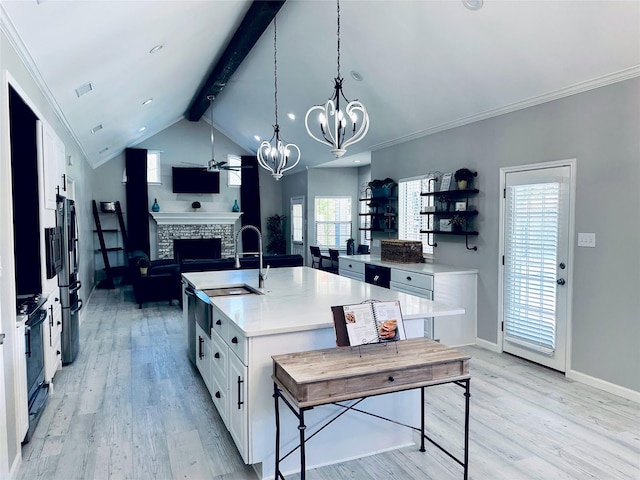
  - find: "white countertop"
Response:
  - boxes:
[183,267,464,337]
[339,254,478,275]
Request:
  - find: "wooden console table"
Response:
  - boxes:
[272,337,471,479]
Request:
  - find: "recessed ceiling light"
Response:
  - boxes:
[99,147,109,154]
[138,126,146,132]
[350,70,363,82]
[287,113,296,120]
[90,124,103,134]
[75,82,93,98]
[149,44,163,54]
[254,135,261,141]
[462,0,483,10]
[353,159,361,163]
[142,98,153,105]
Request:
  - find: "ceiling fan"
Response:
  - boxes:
[183,95,252,172]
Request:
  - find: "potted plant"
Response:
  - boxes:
[137,257,150,275]
[191,201,201,211]
[449,215,466,232]
[454,168,475,190]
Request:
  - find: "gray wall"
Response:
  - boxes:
[372,78,640,391]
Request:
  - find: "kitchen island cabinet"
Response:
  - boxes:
[339,255,477,346]
[182,266,464,479]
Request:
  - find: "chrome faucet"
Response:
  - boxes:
[234,225,269,289]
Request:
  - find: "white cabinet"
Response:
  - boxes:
[38,120,66,210]
[15,318,28,440]
[227,352,248,457]
[195,323,212,394]
[207,302,249,462]
[338,257,365,281]
[43,293,62,383]
[389,271,434,339]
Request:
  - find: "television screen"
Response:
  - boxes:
[172,167,220,194]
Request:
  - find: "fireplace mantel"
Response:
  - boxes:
[149,211,242,225]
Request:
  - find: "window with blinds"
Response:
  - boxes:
[315,197,352,248]
[292,203,303,243]
[398,177,433,255]
[504,182,560,353]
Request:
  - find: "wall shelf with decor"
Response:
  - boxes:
[358,195,398,238]
[420,172,479,251]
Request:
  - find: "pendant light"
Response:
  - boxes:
[304,0,369,158]
[257,16,300,181]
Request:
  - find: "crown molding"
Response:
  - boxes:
[0,4,90,166]
[370,65,640,152]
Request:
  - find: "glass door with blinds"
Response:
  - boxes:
[501,164,572,372]
[290,196,305,258]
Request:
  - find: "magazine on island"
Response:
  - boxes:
[331,300,406,347]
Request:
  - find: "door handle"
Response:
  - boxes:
[557,278,566,285]
[0,333,5,345]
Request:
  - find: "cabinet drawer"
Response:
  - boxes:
[226,321,247,365]
[210,375,228,424]
[210,330,228,386]
[338,258,365,275]
[390,269,433,291]
[211,304,229,340]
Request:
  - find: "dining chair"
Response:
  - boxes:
[309,245,323,269]
[327,249,340,274]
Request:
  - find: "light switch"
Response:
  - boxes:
[578,233,596,248]
[372,239,380,247]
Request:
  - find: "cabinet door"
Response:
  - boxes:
[227,353,248,462]
[195,324,212,394]
[39,120,65,210]
[44,295,62,383]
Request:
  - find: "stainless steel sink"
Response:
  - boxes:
[203,284,263,297]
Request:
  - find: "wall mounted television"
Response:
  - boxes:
[172,167,220,194]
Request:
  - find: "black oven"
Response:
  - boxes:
[23,304,49,442]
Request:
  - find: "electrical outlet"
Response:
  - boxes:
[577,232,596,248]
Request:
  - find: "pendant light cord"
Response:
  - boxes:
[336,0,341,79]
[273,16,279,127]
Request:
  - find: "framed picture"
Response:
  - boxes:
[440,173,452,191]
[439,218,452,232]
[455,201,467,211]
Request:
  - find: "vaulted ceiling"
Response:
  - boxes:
[1,0,638,173]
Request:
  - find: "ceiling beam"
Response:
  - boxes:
[187,0,286,121]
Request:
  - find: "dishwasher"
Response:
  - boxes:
[364,264,391,288]
[185,287,211,365]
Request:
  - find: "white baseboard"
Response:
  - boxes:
[474,337,500,352]
[567,369,640,403]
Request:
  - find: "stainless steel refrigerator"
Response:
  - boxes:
[57,195,83,364]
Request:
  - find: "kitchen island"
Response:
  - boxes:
[182,266,465,479]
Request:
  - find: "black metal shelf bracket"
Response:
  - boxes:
[465,236,477,251]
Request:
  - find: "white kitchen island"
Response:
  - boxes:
[182,266,465,479]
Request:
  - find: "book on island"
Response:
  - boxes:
[331,300,406,347]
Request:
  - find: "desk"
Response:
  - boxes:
[272,337,471,479]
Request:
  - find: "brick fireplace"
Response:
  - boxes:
[149,212,242,259]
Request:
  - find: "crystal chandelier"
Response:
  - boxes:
[257,16,300,181]
[304,0,369,158]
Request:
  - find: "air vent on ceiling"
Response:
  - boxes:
[90,124,103,134]
[98,147,109,154]
[75,82,93,98]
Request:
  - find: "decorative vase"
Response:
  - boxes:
[346,239,355,255]
[151,198,160,212]
[232,199,240,212]
[457,180,468,190]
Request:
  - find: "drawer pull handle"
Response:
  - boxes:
[349,264,352,268]
[56,350,61,355]
[406,276,412,281]
[215,391,221,399]
[214,352,220,359]
[388,376,395,382]
[231,336,238,344]
[198,336,204,359]
[216,319,222,326]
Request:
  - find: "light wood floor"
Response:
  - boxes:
[16,286,640,480]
